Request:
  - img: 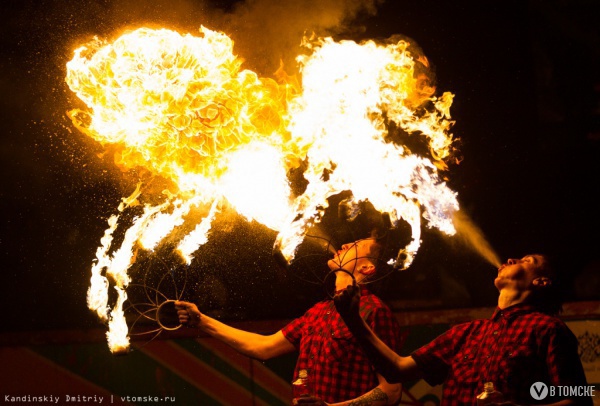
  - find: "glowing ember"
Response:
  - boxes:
[66,26,459,353]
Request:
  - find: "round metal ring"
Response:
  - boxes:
[156,299,182,331]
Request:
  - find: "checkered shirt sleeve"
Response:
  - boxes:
[282,291,402,403]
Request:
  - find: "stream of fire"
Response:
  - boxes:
[66,25,458,353]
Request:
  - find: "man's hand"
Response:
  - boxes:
[333,284,362,330]
[174,301,202,327]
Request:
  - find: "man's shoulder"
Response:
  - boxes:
[518,310,571,330]
[307,299,331,310]
[359,293,397,323]
[497,309,578,343]
[516,308,564,322]
[451,318,486,332]
[360,292,391,308]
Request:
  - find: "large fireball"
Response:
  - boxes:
[66,26,459,353]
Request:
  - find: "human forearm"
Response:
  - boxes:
[350,317,419,383]
[328,383,401,406]
[334,287,419,383]
[176,300,294,360]
[200,315,292,360]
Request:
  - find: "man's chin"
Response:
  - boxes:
[327,259,339,270]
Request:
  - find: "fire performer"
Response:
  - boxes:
[176,236,404,405]
[333,254,593,405]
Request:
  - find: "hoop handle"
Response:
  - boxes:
[156,300,183,331]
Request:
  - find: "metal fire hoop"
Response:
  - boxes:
[156,299,182,331]
[124,252,188,349]
[279,220,399,297]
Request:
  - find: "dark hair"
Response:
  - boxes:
[368,227,390,269]
[529,254,563,316]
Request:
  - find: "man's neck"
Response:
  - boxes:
[335,272,361,292]
[497,288,531,309]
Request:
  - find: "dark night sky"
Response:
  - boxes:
[1,0,599,335]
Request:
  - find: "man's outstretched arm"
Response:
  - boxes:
[175,300,295,360]
[334,286,421,383]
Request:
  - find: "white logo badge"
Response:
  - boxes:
[531,382,549,400]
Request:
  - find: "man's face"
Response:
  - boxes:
[495,254,546,291]
[327,238,377,275]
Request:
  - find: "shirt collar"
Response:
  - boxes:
[492,302,536,320]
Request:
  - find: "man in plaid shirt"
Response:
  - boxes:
[335,253,593,405]
[176,237,403,405]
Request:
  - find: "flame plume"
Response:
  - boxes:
[274,36,458,265]
[66,26,459,353]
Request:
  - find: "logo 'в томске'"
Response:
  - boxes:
[530,382,596,400]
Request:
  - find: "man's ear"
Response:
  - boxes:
[533,276,552,288]
[358,264,376,276]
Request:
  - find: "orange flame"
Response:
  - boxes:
[274,36,457,265]
[66,26,459,352]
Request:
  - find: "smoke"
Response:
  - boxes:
[452,210,502,269]
[212,0,385,75]
[49,0,385,80]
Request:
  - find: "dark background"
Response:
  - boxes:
[1,0,599,335]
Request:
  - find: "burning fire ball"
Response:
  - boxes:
[66,25,459,353]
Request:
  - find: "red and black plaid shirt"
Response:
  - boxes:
[412,303,591,405]
[282,286,402,403]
